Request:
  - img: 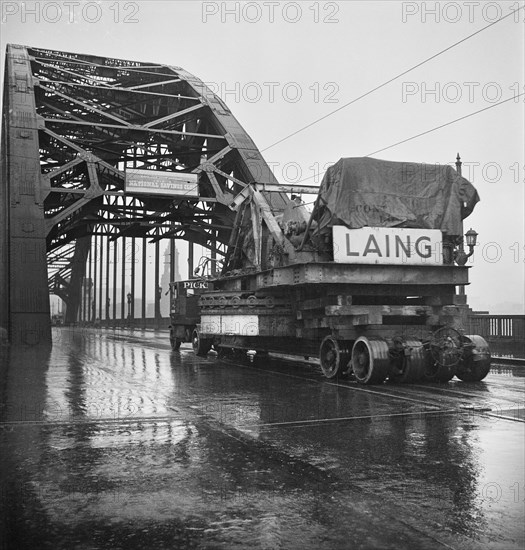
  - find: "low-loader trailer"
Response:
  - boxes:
[169,157,491,384]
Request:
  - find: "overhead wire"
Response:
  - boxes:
[366,92,525,157]
[290,91,524,185]
[260,4,524,154]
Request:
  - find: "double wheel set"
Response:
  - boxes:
[319,328,491,384]
[182,326,491,385]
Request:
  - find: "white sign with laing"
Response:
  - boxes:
[333,226,443,265]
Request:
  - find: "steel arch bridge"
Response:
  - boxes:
[1,45,307,345]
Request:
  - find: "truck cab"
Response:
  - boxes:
[169,279,214,350]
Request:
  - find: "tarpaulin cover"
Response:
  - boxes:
[311,157,480,236]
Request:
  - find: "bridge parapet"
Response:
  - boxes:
[467,314,524,342]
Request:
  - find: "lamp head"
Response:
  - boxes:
[465,228,478,247]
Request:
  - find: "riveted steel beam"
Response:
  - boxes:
[2,45,293,343]
[1,44,51,344]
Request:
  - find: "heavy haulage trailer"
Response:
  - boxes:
[169,157,491,384]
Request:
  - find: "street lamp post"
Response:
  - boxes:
[455,228,478,266]
[127,292,132,326]
[455,228,479,297]
[155,286,162,329]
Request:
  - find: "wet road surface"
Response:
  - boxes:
[1,327,524,549]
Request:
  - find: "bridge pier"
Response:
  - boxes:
[64,238,91,325]
[0,45,51,345]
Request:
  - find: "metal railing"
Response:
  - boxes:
[467,314,525,342]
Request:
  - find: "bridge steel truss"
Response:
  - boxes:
[1,44,294,344]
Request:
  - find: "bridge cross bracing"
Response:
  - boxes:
[1,45,313,344]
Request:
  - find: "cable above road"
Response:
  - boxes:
[366,92,525,157]
[291,91,524,184]
[261,4,524,153]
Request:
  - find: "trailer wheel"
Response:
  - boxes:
[192,328,212,356]
[424,361,456,382]
[424,327,462,382]
[319,336,349,379]
[351,337,390,384]
[456,335,491,382]
[388,339,426,383]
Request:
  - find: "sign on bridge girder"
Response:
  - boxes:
[126,170,199,197]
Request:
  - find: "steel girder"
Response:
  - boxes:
[1,44,294,343]
[1,45,51,345]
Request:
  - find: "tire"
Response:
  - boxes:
[351,337,390,385]
[319,336,350,379]
[455,335,491,382]
[192,327,212,356]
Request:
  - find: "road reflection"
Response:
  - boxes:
[0,328,523,549]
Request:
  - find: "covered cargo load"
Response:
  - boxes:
[310,157,480,238]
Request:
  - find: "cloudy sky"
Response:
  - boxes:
[1,0,524,313]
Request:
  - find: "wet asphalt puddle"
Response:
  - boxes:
[1,328,523,549]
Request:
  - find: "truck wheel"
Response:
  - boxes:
[351,337,390,384]
[456,335,491,382]
[319,336,350,379]
[169,329,181,351]
[192,328,211,356]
